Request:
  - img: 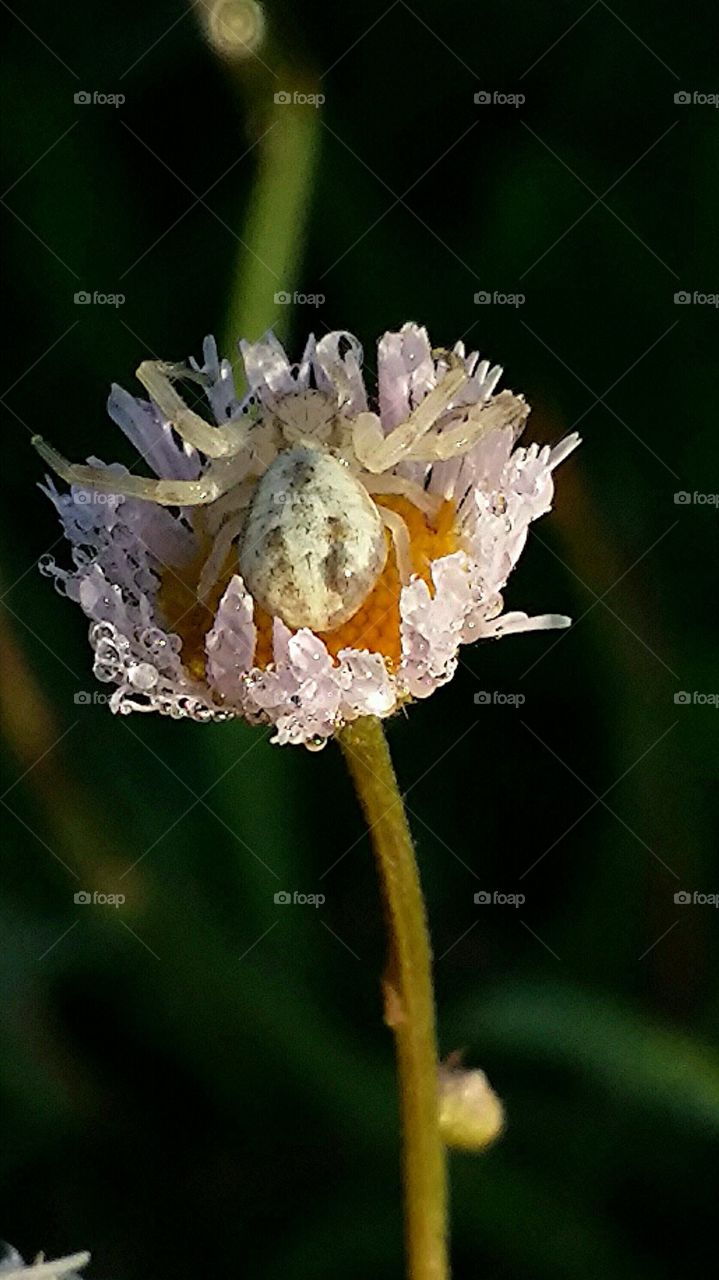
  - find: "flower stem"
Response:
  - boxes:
[337,716,449,1280]
[222,79,320,356]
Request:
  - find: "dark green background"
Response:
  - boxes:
[1,2,717,1277]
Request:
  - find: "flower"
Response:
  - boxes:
[0,1244,90,1280]
[36,324,579,749]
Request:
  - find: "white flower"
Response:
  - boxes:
[35,324,579,749]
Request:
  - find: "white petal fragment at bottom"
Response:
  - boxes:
[0,1246,91,1280]
[479,610,572,639]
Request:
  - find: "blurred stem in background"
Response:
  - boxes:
[222,92,319,353]
[193,0,321,355]
[339,717,449,1280]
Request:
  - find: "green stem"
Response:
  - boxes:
[222,81,320,356]
[337,716,449,1280]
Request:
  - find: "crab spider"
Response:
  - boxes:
[33,354,527,632]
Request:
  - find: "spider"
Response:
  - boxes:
[33,350,528,633]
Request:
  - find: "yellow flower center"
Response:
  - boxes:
[156,494,459,678]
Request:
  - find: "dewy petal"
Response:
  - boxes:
[312,332,368,414]
[548,431,582,470]
[40,467,224,722]
[240,331,302,399]
[206,574,257,705]
[399,557,466,699]
[454,431,582,602]
[455,357,503,408]
[38,327,579,747]
[378,323,435,429]
[338,648,396,718]
[189,334,244,424]
[243,623,344,746]
[107,386,202,481]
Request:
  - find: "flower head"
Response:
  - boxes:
[35,324,579,748]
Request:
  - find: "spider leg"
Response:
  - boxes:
[135,360,250,459]
[353,357,468,474]
[362,473,443,519]
[196,510,248,601]
[377,505,413,585]
[405,391,530,463]
[33,436,239,506]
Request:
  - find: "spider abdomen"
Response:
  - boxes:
[239,446,388,632]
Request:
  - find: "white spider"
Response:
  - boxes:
[32,349,528,633]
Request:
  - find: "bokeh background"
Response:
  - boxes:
[1,1,718,1277]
